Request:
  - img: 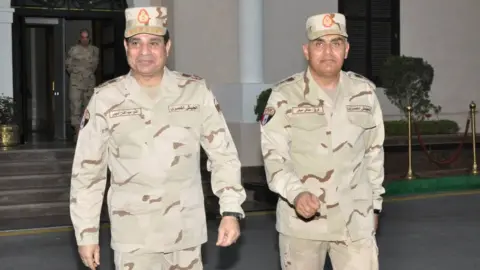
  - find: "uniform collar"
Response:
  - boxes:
[303,69,358,107]
[123,67,179,108]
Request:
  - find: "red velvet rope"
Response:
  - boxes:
[412,117,471,166]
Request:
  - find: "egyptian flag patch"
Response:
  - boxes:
[80,109,90,129]
[260,107,276,126]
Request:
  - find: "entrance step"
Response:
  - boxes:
[0,187,70,206]
[0,202,69,219]
[0,215,75,231]
[0,173,71,190]
[0,148,75,162]
[0,201,109,222]
[0,160,73,177]
[0,147,75,228]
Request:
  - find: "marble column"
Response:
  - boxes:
[128,0,164,7]
[239,0,264,83]
[211,0,270,167]
[0,6,14,97]
[127,0,149,7]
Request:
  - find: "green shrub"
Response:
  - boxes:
[379,55,441,120]
[254,88,272,122]
[384,120,460,136]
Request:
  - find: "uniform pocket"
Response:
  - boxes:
[346,113,376,148]
[111,119,147,159]
[290,114,328,152]
[168,110,202,131]
[350,181,373,201]
[347,113,376,130]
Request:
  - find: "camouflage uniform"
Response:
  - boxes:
[70,6,245,270]
[260,13,385,270]
[66,43,99,129]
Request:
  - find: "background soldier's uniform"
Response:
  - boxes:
[66,43,99,130]
[261,13,385,270]
[69,6,245,270]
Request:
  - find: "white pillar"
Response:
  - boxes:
[238,0,263,83]
[0,7,14,97]
[211,0,268,167]
[128,0,150,7]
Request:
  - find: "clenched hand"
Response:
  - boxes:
[216,216,240,247]
[294,192,320,219]
[78,244,100,269]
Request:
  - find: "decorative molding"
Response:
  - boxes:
[0,8,14,24]
[11,0,127,11]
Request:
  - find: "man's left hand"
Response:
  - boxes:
[216,216,240,247]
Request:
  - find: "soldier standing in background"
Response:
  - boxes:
[260,13,385,269]
[70,6,245,270]
[66,29,99,140]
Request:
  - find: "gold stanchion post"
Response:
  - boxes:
[470,101,478,175]
[406,105,415,180]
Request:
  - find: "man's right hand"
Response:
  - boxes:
[294,192,320,219]
[78,244,100,269]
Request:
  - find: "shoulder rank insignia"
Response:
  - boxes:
[275,76,295,87]
[347,71,368,80]
[181,73,203,80]
[97,75,125,88]
[347,71,375,89]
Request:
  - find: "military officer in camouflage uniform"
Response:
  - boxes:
[66,29,99,138]
[70,6,246,270]
[260,13,385,269]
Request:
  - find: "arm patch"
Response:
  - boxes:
[260,107,276,126]
[80,109,90,129]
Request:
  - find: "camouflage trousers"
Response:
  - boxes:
[69,83,95,128]
[279,233,379,270]
[114,246,203,270]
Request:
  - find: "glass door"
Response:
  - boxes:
[22,17,67,142]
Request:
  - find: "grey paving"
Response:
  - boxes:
[1,192,480,270]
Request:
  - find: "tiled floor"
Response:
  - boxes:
[1,191,480,270]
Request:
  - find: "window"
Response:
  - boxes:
[338,0,400,85]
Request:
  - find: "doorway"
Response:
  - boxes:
[12,13,129,145]
[65,19,119,96]
[21,17,67,143]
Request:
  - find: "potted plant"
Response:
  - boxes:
[0,95,20,147]
[254,88,272,122]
